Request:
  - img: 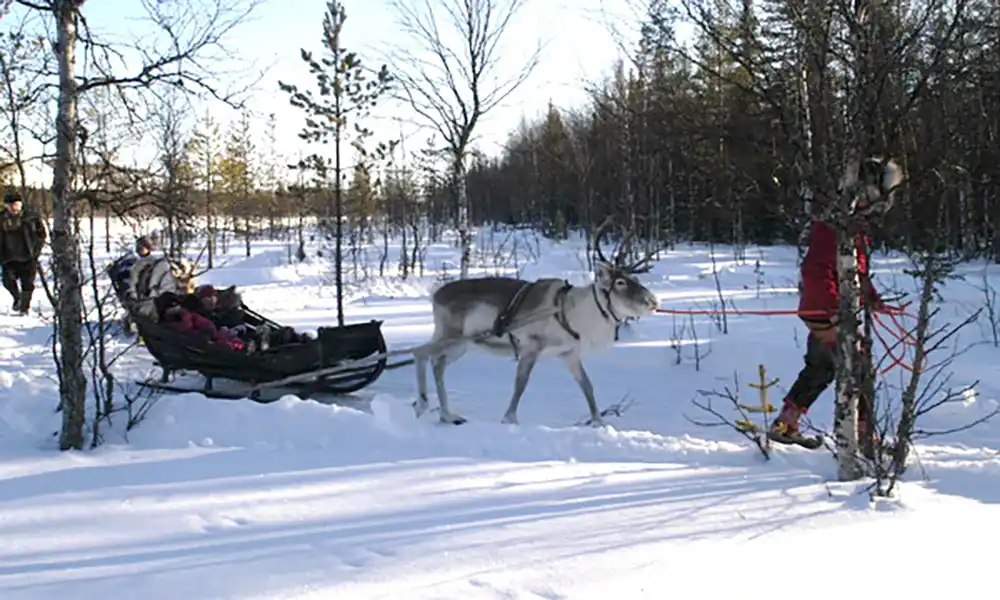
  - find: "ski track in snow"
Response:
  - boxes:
[1,222,999,599]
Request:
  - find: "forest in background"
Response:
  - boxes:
[5,1,995,266]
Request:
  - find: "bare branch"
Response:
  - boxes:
[76,0,264,109]
[388,0,540,154]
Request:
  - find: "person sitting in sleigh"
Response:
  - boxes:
[183,284,312,350]
[154,291,252,353]
[770,157,905,456]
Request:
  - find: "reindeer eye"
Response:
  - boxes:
[613,278,627,288]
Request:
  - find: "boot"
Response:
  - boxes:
[17,289,32,315]
[8,286,20,312]
[770,400,804,437]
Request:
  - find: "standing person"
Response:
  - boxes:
[770,158,904,455]
[0,191,47,315]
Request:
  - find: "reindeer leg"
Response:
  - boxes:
[432,342,468,425]
[501,349,539,425]
[413,348,433,419]
[561,352,604,427]
[413,336,454,418]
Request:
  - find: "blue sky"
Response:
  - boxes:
[7,0,642,186]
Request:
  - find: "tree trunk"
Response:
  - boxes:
[244,216,251,257]
[53,0,87,451]
[834,227,863,480]
[454,152,471,279]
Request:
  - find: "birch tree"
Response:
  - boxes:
[0,0,258,450]
[388,0,540,279]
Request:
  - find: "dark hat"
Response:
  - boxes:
[195,284,217,299]
[3,191,22,204]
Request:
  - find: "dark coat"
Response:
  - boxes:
[0,207,46,264]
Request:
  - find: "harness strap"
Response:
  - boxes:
[553,282,580,340]
[492,281,535,337]
[494,279,621,348]
[590,282,624,326]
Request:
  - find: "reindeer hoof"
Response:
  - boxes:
[412,397,429,418]
[439,412,467,425]
[586,417,606,428]
[501,413,519,425]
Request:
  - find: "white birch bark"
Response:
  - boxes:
[53,0,87,451]
[454,153,471,279]
[834,228,863,480]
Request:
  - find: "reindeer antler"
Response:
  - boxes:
[592,215,616,265]
[591,215,663,274]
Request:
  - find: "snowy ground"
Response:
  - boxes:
[1,222,999,599]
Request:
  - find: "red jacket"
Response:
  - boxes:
[798,220,881,323]
[164,308,245,351]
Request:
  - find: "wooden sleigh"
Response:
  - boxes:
[130,305,399,401]
[107,257,412,402]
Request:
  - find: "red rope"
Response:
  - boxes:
[871,314,913,375]
[653,303,922,375]
[655,307,833,317]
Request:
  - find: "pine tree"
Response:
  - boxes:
[279,0,394,327]
[186,112,223,267]
[219,109,257,257]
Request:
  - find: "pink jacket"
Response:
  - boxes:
[164,308,245,351]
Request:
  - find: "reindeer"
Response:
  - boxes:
[128,254,198,320]
[412,220,661,426]
[589,216,661,340]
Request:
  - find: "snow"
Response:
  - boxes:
[1,223,999,599]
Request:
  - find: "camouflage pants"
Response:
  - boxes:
[785,325,874,420]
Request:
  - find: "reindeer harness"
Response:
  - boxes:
[491,279,625,359]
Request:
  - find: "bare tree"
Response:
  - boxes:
[0,13,53,198]
[2,0,260,450]
[150,92,197,257]
[388,0,540,279]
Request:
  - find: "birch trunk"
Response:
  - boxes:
[53,0,88,451]
[454,153,471,279]
[834,226,863,480]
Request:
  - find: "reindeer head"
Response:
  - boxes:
[591,218,660,319]
[839,156,905,218]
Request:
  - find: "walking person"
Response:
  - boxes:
[770,158,904,456]
[0,190,47,316]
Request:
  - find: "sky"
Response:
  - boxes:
[4,0,647,187]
